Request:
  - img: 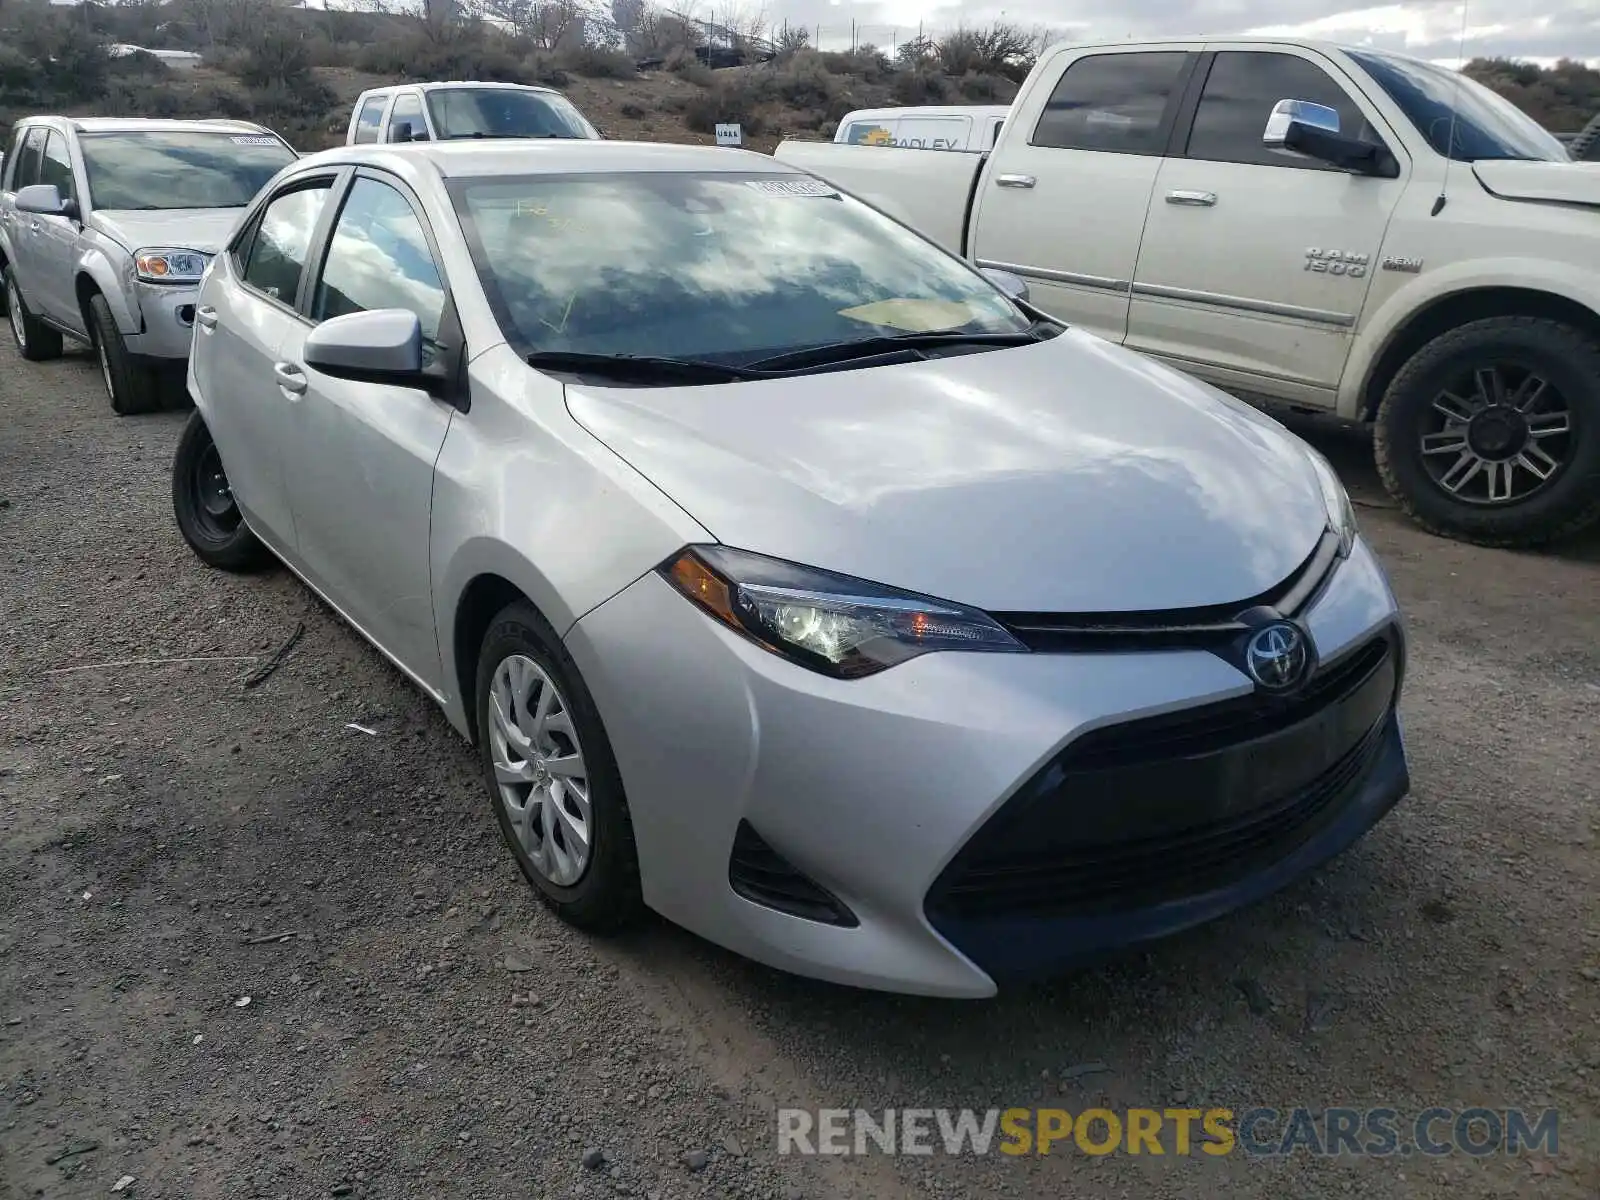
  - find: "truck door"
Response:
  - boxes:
[1126,46,1408,403]
[967,46,1202,345]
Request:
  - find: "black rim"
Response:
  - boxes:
[191,439,241,538]
[1418,360,1575,506]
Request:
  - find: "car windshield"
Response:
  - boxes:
[1347,50,1570,162]
[426,89,599,140]
[450,171,1031,364]
[79,131,296,210]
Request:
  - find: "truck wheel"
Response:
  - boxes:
[4,264,64,362]
[88,293,160,416]
[1374,316,1600,547]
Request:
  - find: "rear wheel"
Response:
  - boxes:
[1374,316,1600,547]
[88,292,160,416]
[4,264,64,362]
[171,410,269,571]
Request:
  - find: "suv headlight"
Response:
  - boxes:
[134,248,209,283]
[661,546,1026,679]
[1306,447,1357,557]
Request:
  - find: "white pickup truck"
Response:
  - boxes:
[775,38,1600,547]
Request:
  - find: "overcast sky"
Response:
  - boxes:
[782,0,1600,64]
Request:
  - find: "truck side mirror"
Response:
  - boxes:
[1263,98,1340,147]
[1263,97,1397,178]
[389,120,426,143]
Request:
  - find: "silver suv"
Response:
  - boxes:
[0,117,297,414]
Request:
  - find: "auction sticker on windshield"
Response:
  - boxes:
[744,178,840,198]
[230,136,281,145]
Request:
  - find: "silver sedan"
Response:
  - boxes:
[173,140,1410,998]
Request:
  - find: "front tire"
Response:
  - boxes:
[1374,316,1600,547]
[171,410,269,571]
[475,600,643,933]
[4,264,64,362]
[88,292,160,416]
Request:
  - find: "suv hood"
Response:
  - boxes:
[90,208,245,255]
[1473,159,1600,207]
[564,330,1331,614]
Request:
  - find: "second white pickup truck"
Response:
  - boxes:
[775,38,1600,547]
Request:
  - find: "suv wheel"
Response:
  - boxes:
[87,293,160,415]
[4,264,64,362]
[1375,316,1600,547]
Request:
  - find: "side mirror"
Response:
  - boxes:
[981,266,1029,304]
[15,183,67,216]
[303,309,436,393]
[389,120,426,143]
[1263,97,1398,178]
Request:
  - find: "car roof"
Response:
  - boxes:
[292,138,801,180]
[362,81,561,97]
[840,105,1010,120]
[21,117,273,135]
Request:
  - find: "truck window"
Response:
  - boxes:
[844,121,896,146]
[1031,52,1192,155]
[354,96,388,144]
[389,92,428,140]
[895,116,969,150]
[1185,51,1379,169]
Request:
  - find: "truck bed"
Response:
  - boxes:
[769,140,985,256]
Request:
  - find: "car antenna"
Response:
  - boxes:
[1433,0,1471,216]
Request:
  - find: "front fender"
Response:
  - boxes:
[1340,257,1600,418]
[73,246,141,335]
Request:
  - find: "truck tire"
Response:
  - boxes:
[1374,316,1600,547]
[88,292,161,416]
[4,263,64,362]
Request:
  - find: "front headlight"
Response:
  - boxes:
[661,546,1026,679]
[133,248,209,284]
[1306,448,1357,557]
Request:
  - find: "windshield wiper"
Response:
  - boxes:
[526,350,769,384]
[744,327,1048,372]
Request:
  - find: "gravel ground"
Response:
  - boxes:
[1,335,1597,1200]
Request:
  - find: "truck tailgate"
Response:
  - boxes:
[770,140,984,255]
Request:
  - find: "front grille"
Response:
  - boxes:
[926,631,1398,923]
[994,529,1342,653]
[728,821,858,927]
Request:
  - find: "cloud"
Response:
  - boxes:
[777,0,1600,62]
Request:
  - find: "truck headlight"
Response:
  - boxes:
[134,248,209,284]
[1306,448,1357,557]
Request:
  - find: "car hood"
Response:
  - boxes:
[564,331,1331,614]
[1473,159,1600,207]
[89,208,245,256]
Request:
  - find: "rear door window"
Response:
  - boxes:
[1031,51,1194,155]
[354,96,388,144]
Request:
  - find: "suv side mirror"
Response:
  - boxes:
[1263,97,1399,178]
[15,183,67,216]
[303,309,446,397]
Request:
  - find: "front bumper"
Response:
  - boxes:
[564,535,1409,998]
[122,280,200,361]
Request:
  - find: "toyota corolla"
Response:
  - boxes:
[173,140,1410,998]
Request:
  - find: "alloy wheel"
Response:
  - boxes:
[97,336,115,401]
[488,654,592,887]
[1419,362,1574,505]
[7,279,24,352]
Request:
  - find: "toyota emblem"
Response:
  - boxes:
[1244,621,1311,692]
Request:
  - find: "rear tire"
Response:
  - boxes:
[171,410,269,571]
[475,600,643,933]
[1374,316,1600,547]
[88,292,160,416]
[4,264,64,362]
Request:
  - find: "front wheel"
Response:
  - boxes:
[1374,316,1600,547]
[475,600,643,933]
[88,293,160,416]
[171,410,269,571]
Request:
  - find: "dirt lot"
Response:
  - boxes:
[1,335,1596,1200]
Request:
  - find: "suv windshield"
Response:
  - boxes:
[80,131,296,210]
[450,171,1032,364]
[426,89,599,140]
[1347,50,1569,163]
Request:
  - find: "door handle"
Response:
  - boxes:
[1165,190,1217,206]
[195,305,218,331]
[995,173,1036,189]
[273,362,307,395]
